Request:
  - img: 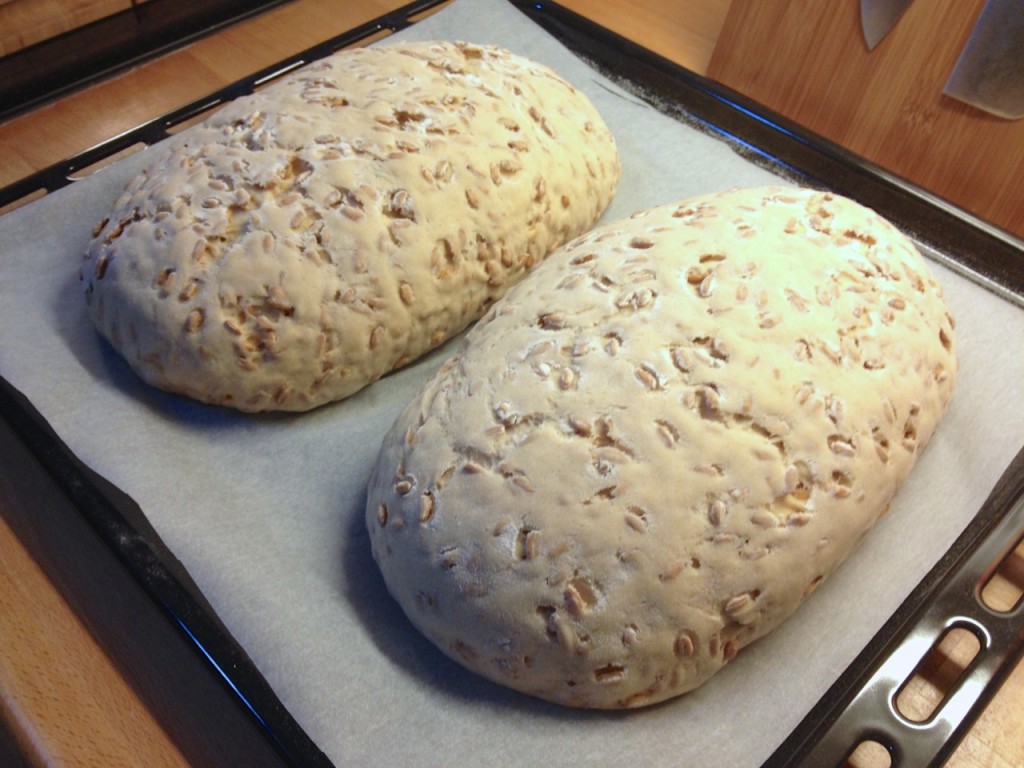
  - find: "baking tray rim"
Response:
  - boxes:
[1,2,1023,767]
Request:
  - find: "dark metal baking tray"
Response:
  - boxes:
[0,0,291,123]
[1,2,1022,767]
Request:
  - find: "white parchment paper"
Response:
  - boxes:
[2,1,1023,765]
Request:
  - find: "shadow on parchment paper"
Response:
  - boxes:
[53,227,678,725]
[338,491,671,724]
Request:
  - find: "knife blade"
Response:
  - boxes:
[860,0,916,50]
[943,0,1024,119]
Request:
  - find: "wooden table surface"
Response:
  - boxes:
[1,1,1022,766]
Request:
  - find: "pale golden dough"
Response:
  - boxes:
[366,186,957,708]
[80,41,620,411]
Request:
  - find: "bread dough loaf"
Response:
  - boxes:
[80,41,619,411]
[365,186,957,708]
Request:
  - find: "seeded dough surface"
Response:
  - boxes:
[366,186,957,708]
[80,41,619,411]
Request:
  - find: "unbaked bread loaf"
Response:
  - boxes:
[365,186,957,708]
[80,41,619,411]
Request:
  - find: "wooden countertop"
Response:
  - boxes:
[1,1,1022,766]
[708,0,1024,241]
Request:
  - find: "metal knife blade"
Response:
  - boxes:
[860,0,916,50]
[943,0,1024,119]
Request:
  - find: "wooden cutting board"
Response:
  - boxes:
[707,0,1024,240]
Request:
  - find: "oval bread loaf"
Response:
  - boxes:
[365,186,957,708]
[80,41,620,411]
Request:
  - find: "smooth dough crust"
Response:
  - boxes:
[80,41,620,411]
[365,186,957,708]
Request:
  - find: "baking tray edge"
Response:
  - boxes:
[1,1,1023,766]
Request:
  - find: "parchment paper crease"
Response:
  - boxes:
[1,1,1023,765]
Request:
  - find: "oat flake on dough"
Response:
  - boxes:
[366,185,957,708]
[80,41,619,411]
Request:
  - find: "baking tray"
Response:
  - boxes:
[1,1,1023,766]
[0,0,291,122]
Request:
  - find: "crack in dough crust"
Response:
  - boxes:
[366,185,957,709]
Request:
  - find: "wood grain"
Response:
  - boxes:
[0,409,288,768]
[0,1,1022,766]
[0,0,409,194]
[0,0,728,201]
[560,0,730,74]
[0,512,189,767]
[0,0,140,56]
[707,0,1024,240]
